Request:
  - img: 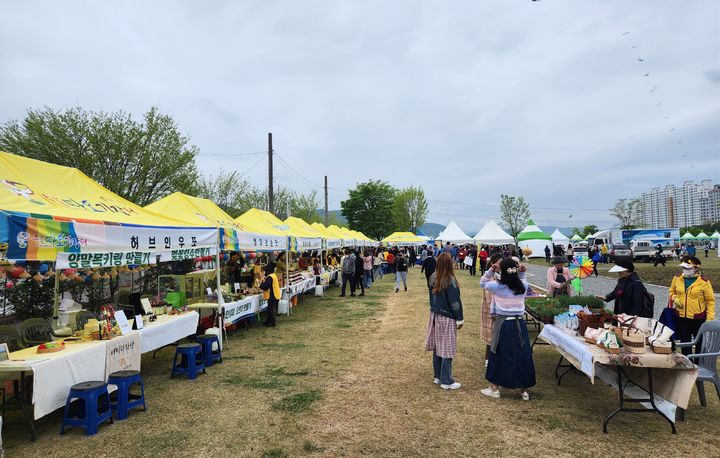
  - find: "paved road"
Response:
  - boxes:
[523,263,720,320]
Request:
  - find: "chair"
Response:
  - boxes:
[196,334,222,367]
[60,381,113,436]
[75,311,97,332]
[0,325,23,351]
[170,343,206,380]
[18,318,57,347]
[107,370,146,420]
[677,320,720,406]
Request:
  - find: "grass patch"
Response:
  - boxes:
[272,390,322,412]
[302,440,324,453]
[335,322,352,328]
[262,449,289,458]
[265,367,310,376]
[221,355,256,360]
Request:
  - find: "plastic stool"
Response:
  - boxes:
[170,343,206,380]
[107,370,146,420]
[196,334,222,367]
[60,381,113,436]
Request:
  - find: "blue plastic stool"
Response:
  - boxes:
[170,343,206,379]
[60,381,113,436]
[196,334,222,367]
[107,370,146,420]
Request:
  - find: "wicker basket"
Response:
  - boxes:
[577,312,615,335]
[651,342,672,354]
[622,328,646,354]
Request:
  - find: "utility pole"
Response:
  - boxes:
[268,132,274,214]
[324,175,329,225]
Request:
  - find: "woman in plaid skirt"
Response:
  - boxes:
[425,253,464,390]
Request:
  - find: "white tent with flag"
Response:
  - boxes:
[437,220,473,244]
[473,220,514,246]
[550,228,570,245]
[517,220,552,258]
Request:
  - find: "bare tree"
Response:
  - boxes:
[609,198,643,229]
[499,194,531,245]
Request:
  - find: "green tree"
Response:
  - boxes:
[0,106,199,205]
[196,169,260,216]
[582,225,599,237]
[393,186,429,232]
[499,194,531,245]
[610,198,642,230]
[341,180,396,239]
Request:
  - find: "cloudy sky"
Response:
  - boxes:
[1,1,718,233]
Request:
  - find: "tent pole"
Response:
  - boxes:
[215,235,226,347]
[52,263,60,330]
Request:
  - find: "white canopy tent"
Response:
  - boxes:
[437,220,473,244]
[473,220,514,246]
[550,228,570,245]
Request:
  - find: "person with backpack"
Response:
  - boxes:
[339,249,356,297]
[597,259,653,318]
[421,250,436,286]
[425,253,464,390]
[395,249,409,293]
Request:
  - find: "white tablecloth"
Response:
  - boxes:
[139,311,199,353]
[1,311,199,419]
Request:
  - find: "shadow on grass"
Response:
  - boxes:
[224,375,295,389]
[256,342,306,350]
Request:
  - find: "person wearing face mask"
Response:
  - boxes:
[546,257,575,297]
[597,259,653,318]
[669,256,715,355]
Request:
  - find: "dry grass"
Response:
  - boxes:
[4,267,720,457]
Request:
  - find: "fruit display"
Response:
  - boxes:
[37,341,66,353]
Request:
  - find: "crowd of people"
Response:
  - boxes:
[423,243,715,400]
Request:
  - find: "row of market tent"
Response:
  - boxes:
[680,230,720,241]
[0,152,380,271]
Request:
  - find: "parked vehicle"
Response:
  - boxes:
[608,243,631,262]
[630,240,673,262]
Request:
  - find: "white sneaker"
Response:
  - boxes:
[481,387,500,399]
[440,382,461,390]
[484,359,489,368]
[521,391,530,401]
[433,378,440,385]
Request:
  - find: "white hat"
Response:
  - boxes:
[608,265,628,273]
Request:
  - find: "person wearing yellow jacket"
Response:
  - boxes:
[260,263,281,327]
[669,255,715,355]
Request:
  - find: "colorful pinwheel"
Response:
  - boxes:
[569,255,594,279]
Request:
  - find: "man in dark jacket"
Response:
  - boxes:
[354,250,365,296]
[339,249,356,297]
[598,259,652,317]
[421,252,437,286]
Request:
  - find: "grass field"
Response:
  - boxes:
[527,250,719,287]
[5,268,720,457]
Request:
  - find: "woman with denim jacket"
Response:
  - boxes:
[424,253,464,390]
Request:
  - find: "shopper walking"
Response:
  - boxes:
[339,249,356,297]
[598,259,653,317]
[669,256,715,355]
[395,249,409,292]
[354,250,366,296]
[544,245,551,264]
[373,248,384,279]
[425,253,464,390]
[421,250,436,286]
[480,258,536,400]
[363,249,373,288]
[478,246,489,275]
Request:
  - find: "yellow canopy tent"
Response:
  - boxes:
[234,208,291,251]
[145,192,287,252]
[283,216,323,251]
[382,231,424,246]
[326,224,353,247]
[0,151,218,328]
[311,222,342,249]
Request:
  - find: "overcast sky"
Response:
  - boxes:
[1,1,718,233]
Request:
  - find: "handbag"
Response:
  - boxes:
[658,298,677,340]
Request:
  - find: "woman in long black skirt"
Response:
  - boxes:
[479,258,536,400]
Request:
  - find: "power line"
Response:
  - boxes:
[197,150,266,157]
[273,151,324,190]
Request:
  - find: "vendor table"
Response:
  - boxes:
[538,324,698,434]
[0,311,199,440]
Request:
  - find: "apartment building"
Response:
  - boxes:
[639,180,718,227]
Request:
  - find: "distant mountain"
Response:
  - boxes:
[419,222,446,238]
[314,209,347,226]
[538,226,575,237]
